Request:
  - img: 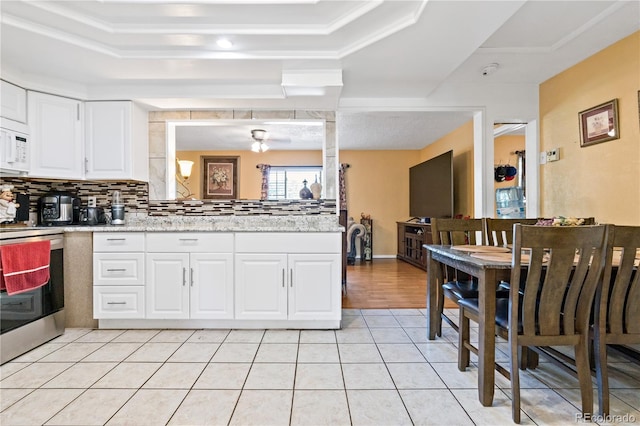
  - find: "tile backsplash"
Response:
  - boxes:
[0,177,337,217]
[0,177,149,213]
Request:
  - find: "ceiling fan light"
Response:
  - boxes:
[261,143,269,152]
[251,129,268,141]
[251,141,261,152]
[216,38,233,49]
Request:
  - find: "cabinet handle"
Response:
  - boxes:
[282,269,285,288]
[107,302,126,305]
[182,268,186,286]
[179,238,198,242]
[85,158,88,173]
[106,238,126,241]
[106,268,126,272]
[290,269,293,287]
[190,268,194,287]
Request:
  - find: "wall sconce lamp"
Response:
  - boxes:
[176,159,195,199]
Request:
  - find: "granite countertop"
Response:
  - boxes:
[58,215,344,233]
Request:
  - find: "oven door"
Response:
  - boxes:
[0,235,64,334]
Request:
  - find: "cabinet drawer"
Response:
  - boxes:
[94,233,145,252]
[93,286,144,319]
[93,253,144,285]
[235,233,341,253]
[146,232,233,253]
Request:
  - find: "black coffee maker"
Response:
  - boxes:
[38,191,80,226]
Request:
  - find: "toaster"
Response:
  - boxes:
[79,206,107,226]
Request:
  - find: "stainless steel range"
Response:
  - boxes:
[0,228,65,364]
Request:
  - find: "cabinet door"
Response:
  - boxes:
[190,253,234,319]
[146,253,189,319]
[85,101,131,180]
[235,254,287,320]
[84,101,148,181]
[288,254,341,321]
[28,91,83,179]
[1,81,27,123]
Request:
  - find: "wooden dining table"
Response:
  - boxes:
[425,244,513,407]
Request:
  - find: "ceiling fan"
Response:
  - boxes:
[250,129,270,152]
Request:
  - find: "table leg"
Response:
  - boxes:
[478,269,496,406]
[426,250,438,340]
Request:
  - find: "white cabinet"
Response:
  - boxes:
[235,254,288,320]
[28,91,83,179]
[85,101,149,181]
[93,233,145,319]
[234,233,341,321]
[1,81,27,123]
[145,233,234,320]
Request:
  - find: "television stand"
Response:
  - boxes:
[396,221,433,270]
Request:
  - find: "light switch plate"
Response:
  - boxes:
[540,151,547,164]
[88,196,97,207]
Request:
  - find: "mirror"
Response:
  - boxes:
[164,119,332,200]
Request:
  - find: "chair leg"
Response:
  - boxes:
[594,334,609,416]
[575,339,594,418]
[458,305,470,371]
[436,285,445,337]
[511,338,521,423]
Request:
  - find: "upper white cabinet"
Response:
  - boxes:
[1,81,27,123]
[85,101,149,181]
[28,91,83,179]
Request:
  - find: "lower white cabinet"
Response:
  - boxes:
[235,253,341,321]
[146,252,234,319]
[93,233,145,319]
[92,231,341,327]
[145,233,234,320]
[234,233,341,322]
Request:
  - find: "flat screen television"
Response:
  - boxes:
[409,150,454,220]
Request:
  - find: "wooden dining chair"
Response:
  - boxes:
[485,218,539,247]
[457,224,609,423]
[594,225,640,416]
[430,217,485,335]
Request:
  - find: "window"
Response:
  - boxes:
[268,166,323,199]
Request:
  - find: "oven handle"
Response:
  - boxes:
[50,238,64,251]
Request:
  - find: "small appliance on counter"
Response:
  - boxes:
[38,191,80,226]
[79,206,107,226]
[110,190,125,225]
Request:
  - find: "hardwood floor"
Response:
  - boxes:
[341,258,427,309]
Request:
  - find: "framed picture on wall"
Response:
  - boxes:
[201,156,239,199]
[579,99,620,147]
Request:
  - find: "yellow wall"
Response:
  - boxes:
[540,31,640,225]
[420,120,475,217]
[339,150,419,257]
[177,150,322,199]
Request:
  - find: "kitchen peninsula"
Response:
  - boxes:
[63,214,343,330]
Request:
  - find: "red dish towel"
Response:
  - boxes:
[0,240,51,295]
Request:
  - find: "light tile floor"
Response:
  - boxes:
[1,309,639,425]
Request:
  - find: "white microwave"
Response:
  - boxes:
[0,118,29,175]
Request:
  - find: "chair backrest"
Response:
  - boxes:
[430,218,485,245]
[596,225,640,337]
[511,224,609,337]
[485,218,539,246]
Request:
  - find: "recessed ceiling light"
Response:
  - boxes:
[216,38,233,49]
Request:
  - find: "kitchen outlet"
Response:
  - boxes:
[88,196,97,207]
[546,148,560,162]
